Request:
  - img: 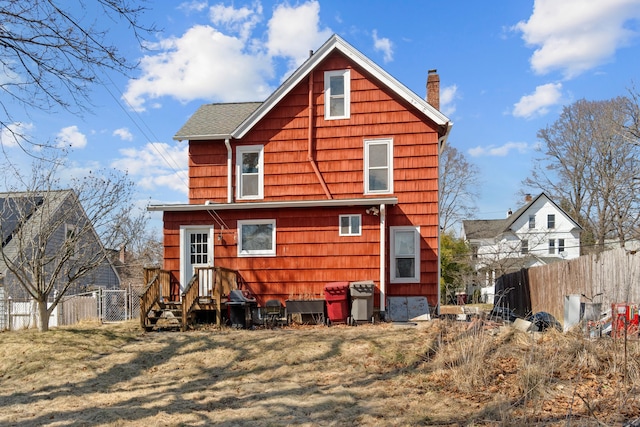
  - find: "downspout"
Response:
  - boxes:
[225,138,233,203]
[308,67,332,199]
[379,203,386,317]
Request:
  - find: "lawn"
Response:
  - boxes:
[0,319,639,426]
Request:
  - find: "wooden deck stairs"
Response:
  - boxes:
[141,267,240,332]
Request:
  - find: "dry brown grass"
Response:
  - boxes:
[0,318,639,426]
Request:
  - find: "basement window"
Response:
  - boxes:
[324,69,350,120]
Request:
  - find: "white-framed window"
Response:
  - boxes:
[528,215,535,229]
[521,239,529,255]
[64,223,78,259]
[547,214,555,229]
[390,226,420,283]
[339,214,361,236]
[238,219,276,257]
[236,145,264,200]
[324,69,350,120]
[364,138,393,194]
[558,239,565,253]
[549,239,555,254]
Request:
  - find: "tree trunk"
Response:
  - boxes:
[37,298,50,332]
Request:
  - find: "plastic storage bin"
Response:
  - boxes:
[349,280,375,323]
[324,282,350,325]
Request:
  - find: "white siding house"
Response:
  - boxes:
[462,193,582,302]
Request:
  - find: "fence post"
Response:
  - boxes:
[8,296,12,331]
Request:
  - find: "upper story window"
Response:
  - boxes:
[236,145,264,200]
[547,214,555,229]
[364,138,393,194]
[238,219,276,257]
[64,224,78,259]
[528,215,535,229]
[324,69,350,120]
[521,239,529,255]
[339,214,361,236]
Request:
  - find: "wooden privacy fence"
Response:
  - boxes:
[496,247,640,322]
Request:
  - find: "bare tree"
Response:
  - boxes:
[0,158,143,331]
[524,97,640,253]
[0,0,153,150]
[439,144,480,233]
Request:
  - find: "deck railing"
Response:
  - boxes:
[140,268,171,329]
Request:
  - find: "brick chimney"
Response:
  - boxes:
[426,69,440,110]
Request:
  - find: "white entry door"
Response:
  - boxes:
[180,227,213,296]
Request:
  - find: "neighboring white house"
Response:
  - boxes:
[462,193,582,302]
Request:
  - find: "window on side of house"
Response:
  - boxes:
[528,215,535,229]
[549,239,555,254]
[64,223,77,259]
[339,214,361,236]
[324,69,350,120]
[521,239,529,255]
[547,214,555,229]
[364,138,393,194]
[238,219,276,257]
[558,239,565,253]
[236,145,264,200]
[390,226,420,283]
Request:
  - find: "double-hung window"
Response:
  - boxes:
[390,226,420,283]
[236,145,264,200]
[558,239,565,253]
[64,224,78,259]
[547,214,555,229]
[339,214,361,236]
[238,219,276,257]
[364,138,393,194]
[549,239,555,254]
[324,70,350,120]
[521,239,529,255]
[528,215,535,229]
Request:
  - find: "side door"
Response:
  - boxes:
[180,227,214,296]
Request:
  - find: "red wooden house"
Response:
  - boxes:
[148,34,451,323]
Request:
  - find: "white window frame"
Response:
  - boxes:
[547,214,555,229]
[324,69,350,120]
[528,215,535,229]
[236,145,264,200]
[339,214,361,236]
[558,239,565,253]
[364,138,393,194]
[521,239,529,255]
[238,219,276,257]
[549,239,555,254]
[390,226,420,283]
[64,223,78,259]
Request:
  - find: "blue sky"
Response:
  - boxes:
[2,0,640,233]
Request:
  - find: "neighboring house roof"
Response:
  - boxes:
[174,102,262,141]
[463,193,582,240]
[172,34,452,142]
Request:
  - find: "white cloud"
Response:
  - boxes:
[514,0,640,78]
[113,128,133,141]
[468,142,530,157]
[1,122,34,148]
[440,84,458,117]
[56,125,87,149]
[123,1,332,111]
[112,141,189,195]
[372,30,393,63]
[266,0,332,69]
[513,83,563,119]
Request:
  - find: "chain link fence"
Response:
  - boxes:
[0,285,142,331]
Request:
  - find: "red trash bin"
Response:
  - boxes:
[324,282,350,325]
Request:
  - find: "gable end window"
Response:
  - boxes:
[364,138,393,194]
[238,219,276,257]
[64,224,78,259]
[236,145,264,200]
[339,214,361,236]
[528,215,535,229]
[324,69,350,120]
[547,214,555,229]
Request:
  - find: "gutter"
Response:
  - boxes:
[225,138,233,203]
[148,197,398,212]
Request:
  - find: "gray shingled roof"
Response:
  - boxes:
[173,102,262,141]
